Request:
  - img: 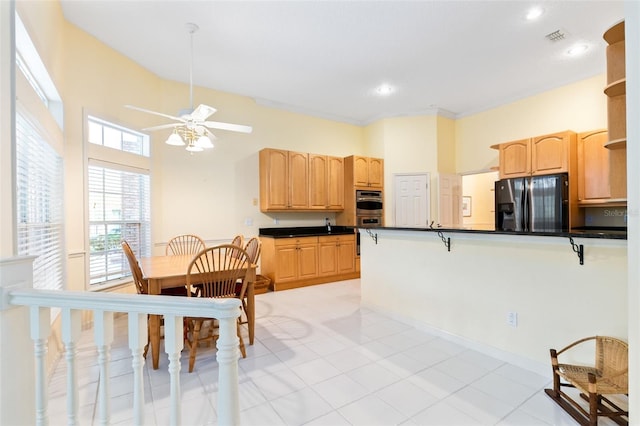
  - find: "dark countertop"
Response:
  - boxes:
[259,225,626,240]
[259,226,356,238]
[365,225,627,240]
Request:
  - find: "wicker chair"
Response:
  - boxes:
[166,234,206,256]
[184,244,250,373]
[545,336,628,426]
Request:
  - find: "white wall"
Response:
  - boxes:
[360,229,627,374]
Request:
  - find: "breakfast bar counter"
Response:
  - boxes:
[358,226,627,375]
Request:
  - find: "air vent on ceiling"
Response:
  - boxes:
[545,29,566,42]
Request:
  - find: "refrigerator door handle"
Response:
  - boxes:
[522,180,529,232]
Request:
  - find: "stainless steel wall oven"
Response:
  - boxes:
[356,190,382,227]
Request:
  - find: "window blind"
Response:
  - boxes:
[88,164,150,285]
[15,112,64,291]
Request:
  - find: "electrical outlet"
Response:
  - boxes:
[507,311,518,328]
[274,217,279,225]
[244,217,253,226]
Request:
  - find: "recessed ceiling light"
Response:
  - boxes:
[526,6,544,21]
[374,84,395,96]
[567,43,589,56]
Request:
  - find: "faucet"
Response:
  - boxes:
[325,217,331,232]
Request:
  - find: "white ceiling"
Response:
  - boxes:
[59,0,624,125]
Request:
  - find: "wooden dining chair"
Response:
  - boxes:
[231,234,244,248]
[122,240,191,358]
[545,335,628,426]
[166,234,206,256]
[184,244,250,373]
[238,237,261,325]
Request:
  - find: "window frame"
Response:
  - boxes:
[85,113,152,290]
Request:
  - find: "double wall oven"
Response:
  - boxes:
[356,190,383,227]
[355,189,382,256]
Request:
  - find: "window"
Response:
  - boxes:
[88,115,150,157]
[16,112,64,291]
[87,117,151,286]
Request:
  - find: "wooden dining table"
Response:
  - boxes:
[139,254,256,370]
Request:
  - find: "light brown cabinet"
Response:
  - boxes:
[531,131,574,175]
[318,235,355,277]
[259,148,308,211]
[308,154,344,210]
[498,131,576,179]
[271,237,318,284]
[577,129,627,203]
[604,20,626,149]
[337,156,385,226]
[261,233,358,291]
[260,148,344,212]
[351,156,384,188]
[499,139,530,178]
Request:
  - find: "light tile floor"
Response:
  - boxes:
[47,279,622,425]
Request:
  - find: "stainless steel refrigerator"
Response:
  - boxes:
[495,173,569,232]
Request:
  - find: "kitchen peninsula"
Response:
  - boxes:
[358,226,627,375]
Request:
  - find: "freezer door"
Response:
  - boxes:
[528,174,569,232]
[495,178,526,231]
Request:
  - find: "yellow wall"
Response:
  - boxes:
[455,74,608,173]
[462,171,499,228]
[16,1,609,280]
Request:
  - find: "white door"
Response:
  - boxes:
[438,173,462,226]
[394,173,430,228]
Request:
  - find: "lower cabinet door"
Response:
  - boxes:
[274,245,298,283]
[297,244,318,279]
[318,241,338,276]
[337,238,356,274]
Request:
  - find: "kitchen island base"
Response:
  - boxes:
[359,228,627,375]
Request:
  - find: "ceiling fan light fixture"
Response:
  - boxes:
[186,141,204,152]
[196,135,214,149]
[166,129,185,146]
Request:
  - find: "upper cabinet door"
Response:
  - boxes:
[367,158,384,188]
[499,139,531,179]
[326,156,344,209]
[353,156,370,187]
[288,151,309,209]
[308,154,328,209]
[259,148,289,211]
[531,131,574,175]
[578,129,610,201]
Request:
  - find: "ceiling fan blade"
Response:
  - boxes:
[203,120,253,134]
[125,104,186,123]
[190,104,217,121]
[142,123,181,131]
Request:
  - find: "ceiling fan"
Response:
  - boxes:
[125,23,252,152]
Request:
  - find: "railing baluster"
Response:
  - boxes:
[10,289,241,425]
[164,314,184,426]
[128,312,147,426]
[30,306,51,426]
[94,310,114,426]
[61,309,81,425]
[216,316,240,426]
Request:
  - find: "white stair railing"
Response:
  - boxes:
[8,288,242,426]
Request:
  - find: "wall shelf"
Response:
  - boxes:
[604,79,626,97]
[604,138,627,149]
